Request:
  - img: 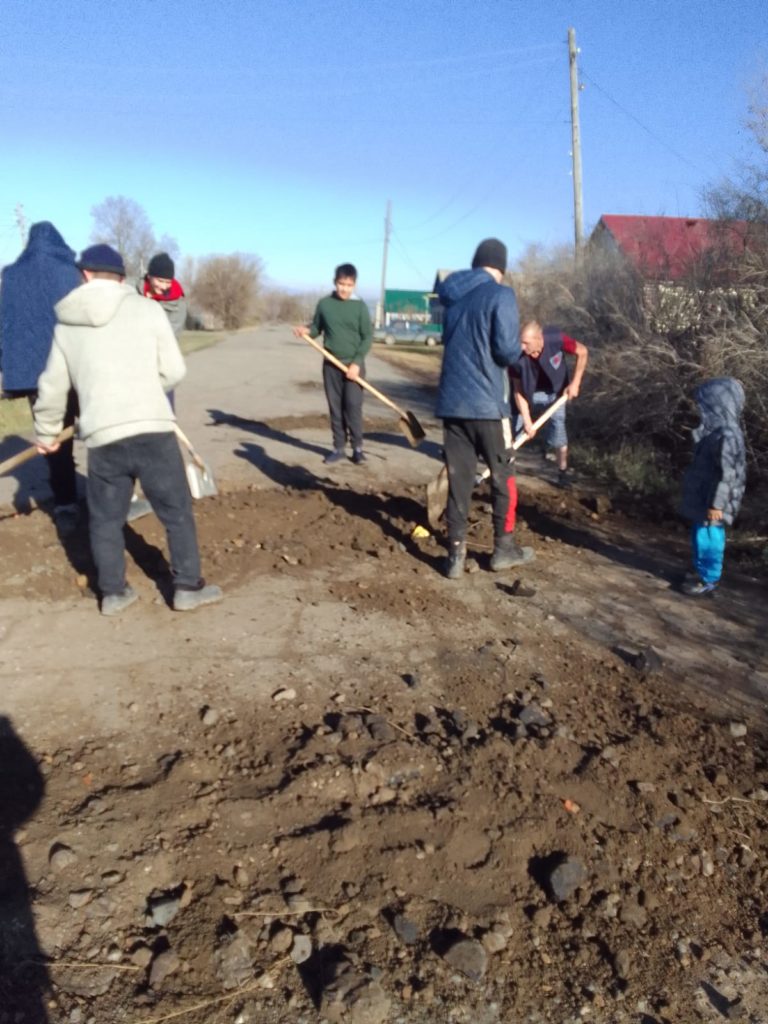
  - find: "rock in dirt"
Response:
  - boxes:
[68,889,93,909]
[547,856,587,902]
[149,949,181,987]
[729,721,748,738]
[215,931,254,990]
[49,842,78,872]
[147,892,181,927]
[517,702,551,729]
[269,926,294,954]
[366,715,395,742]
[200,705,220,727]
[481,926,508,953]
[443,936,488,981]
[272,687,297,703]
[130,945,153,968]
[391,913,418,946]
[633,646,662,673]
[320,958,391,1024]
[290,933,312,964]
[613,948,632,979]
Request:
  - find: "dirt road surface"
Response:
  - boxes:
[1,327,766,1024]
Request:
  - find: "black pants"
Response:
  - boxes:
[29,389,79,506]
[87,432,202,596]
[322,360,365,451]
[443,418,517,544]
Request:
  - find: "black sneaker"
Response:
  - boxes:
[352,448,366,465]
[444,541,467,579]
[556,469,572,489]
[323,449,345,465]
[53,503,80,537]
[490,535,535,572]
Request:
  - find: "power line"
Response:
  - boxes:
[390,227,427,284]
[580,67,706,175]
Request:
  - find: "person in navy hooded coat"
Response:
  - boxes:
[435,238,534,579]
[0,222,82,531]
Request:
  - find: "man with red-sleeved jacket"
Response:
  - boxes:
[510,321,588,488]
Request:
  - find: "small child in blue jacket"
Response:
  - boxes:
[679,378,746,596]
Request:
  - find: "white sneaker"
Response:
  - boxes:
[101,585,138,616]
[173,584,223,612]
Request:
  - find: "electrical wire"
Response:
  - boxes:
[390,227,427,284]
[580,67,707,175]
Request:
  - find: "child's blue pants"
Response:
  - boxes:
[690,523,726,585]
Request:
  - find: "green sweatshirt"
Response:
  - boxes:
[309,293,372,364]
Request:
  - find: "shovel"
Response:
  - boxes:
[0,425,76,476]
[426,394,569,529]
[173,424,218,499]
[299,333,426,447]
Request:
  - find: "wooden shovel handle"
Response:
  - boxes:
[173,424,206,471]
[0,425,76,476]
[300,333,408,419]
[511,393,568,450]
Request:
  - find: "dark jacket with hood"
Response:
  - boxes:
[435,269,520,420]
[680,377,746,526]
[0,222,82,393]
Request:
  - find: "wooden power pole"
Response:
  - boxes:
[377,199,392,328]
[568,27,585,256]
[14,203,28,246]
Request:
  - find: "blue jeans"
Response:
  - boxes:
[691,522,726,585]
[87,432,202,595]
[515,391,567,448]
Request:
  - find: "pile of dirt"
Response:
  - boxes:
[1,480,767,1023]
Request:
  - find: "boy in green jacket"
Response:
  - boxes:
[294,263,372,464]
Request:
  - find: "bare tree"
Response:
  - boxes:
[191,254,263,329]
[704,75,768,224]
[89,196,178,277]
[257,287,319,324]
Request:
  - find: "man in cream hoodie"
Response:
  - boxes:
[34,244,221,616]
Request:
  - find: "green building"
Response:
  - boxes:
[383,289,434,323]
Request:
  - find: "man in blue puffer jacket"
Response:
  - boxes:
[435,238,534,578]
[679,377,746,596]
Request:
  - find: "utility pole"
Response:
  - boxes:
[568,27,584,257]
[376,199,392,329]
[14,203,27,246]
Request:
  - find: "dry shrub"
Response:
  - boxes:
[511,240,768,518]
[190,254,263,330]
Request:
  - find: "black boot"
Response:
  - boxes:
[490,533,535,572]
[444,540,467,579]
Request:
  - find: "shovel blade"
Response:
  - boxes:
[186,460,218,500]
[426,465,449,530]
[399,410,426,448]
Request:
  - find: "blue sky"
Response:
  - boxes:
[0,0,765,296]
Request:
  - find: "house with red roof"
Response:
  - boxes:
[589,215,752,283]
[588,215,760,332]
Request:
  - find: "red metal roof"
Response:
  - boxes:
[594,215,752,281]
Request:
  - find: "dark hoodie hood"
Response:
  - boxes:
[18,221,76,265]
[0,220,82,391]
[693,377,744,443]
[437,268,497,306]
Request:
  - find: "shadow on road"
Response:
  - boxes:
[0,716,50,1021]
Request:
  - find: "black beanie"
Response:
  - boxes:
[147,252,175,279]
[471,238,507,274]
[76,244,126,275]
